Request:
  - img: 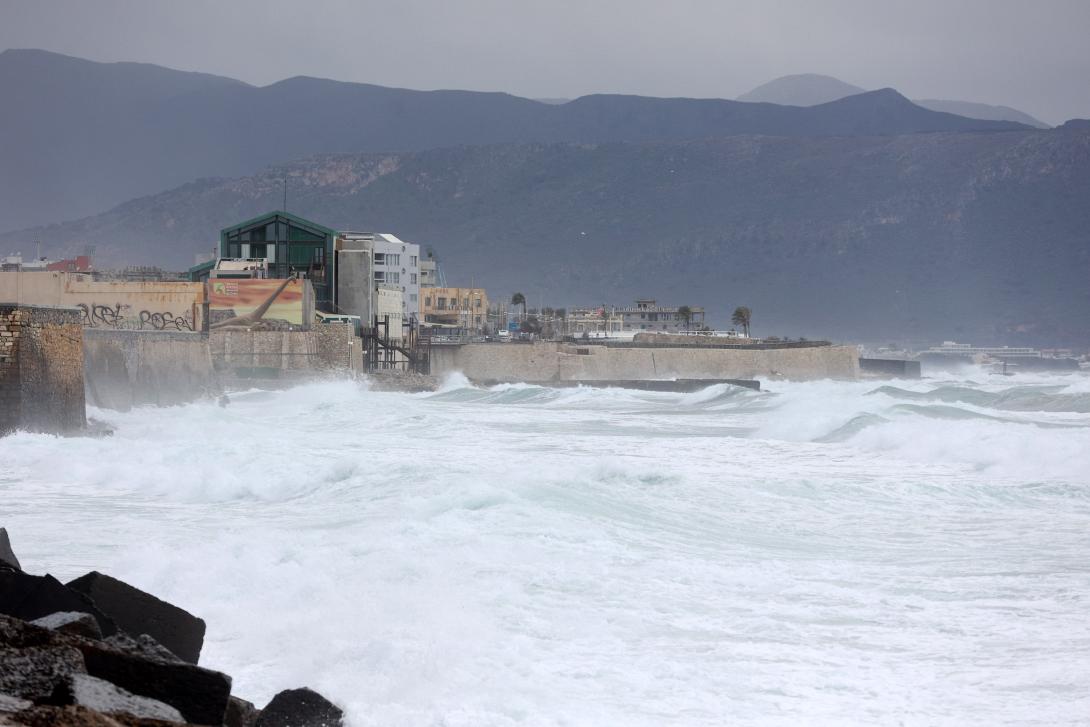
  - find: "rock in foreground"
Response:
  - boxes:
[67,572,206,665]
[255,688,343,727]
[0,530,346,727]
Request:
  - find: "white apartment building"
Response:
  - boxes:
[338,232,421,323]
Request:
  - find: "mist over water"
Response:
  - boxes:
[3,371,1090,726]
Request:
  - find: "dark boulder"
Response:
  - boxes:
[0,528,20,571]
[1,704,155,726]
[66,572,205,665]
[255,688,343,727]
[0,571,116,638]
[103,633,184,664]
[75,640,230,726]
[31,612,103,640]
[48,673,185,723]
[224,696,259,727]
[1,613,229,726]
[0,644,86,701]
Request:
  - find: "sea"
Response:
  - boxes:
[3,370,1090,726]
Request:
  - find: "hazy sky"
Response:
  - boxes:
[2,0,1089,124]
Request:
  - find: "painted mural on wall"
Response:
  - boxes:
[77,302,195,331]
[208,278,305,329]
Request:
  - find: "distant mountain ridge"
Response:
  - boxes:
[5,125,1088,345]
[738,74,1049,128]
[737,74,865,106]
[0,49,1028,231]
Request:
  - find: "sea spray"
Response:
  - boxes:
[2,372,1089,725]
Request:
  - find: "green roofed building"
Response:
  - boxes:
[218,211,337,308]
[196,211,423,324]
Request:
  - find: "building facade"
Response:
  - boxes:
[219,212,337,309]
[421,287,490,331]
[419,257,442,288]
[208,212,424,329]
[337,232,421,323]
[616,299,705,332]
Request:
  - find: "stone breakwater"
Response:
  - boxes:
[0,528,343,727]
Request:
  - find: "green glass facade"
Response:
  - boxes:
[219,211,336,310]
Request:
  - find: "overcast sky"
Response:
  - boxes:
[2,0,1089,124]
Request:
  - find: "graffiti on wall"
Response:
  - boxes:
[78,303,194,331]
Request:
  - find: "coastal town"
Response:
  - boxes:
[3,207,1087,435]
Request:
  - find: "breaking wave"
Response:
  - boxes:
[3,370,1090,725]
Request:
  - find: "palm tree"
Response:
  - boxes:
[511,292,527,321]
[677,305,692,331]
[731,306,752,337]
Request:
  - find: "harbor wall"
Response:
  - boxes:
[430,342,859,382]
[82,326,360,409]
[209,325,359,384]
[83,330,218,410]
[0,304,86,434]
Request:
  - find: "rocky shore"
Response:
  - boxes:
[0,528,343,727]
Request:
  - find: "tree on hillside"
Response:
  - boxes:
[677,305,692,331]
[511,292,527,321]
[732,306,752,337]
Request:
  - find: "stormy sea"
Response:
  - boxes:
[3,371,1090,726]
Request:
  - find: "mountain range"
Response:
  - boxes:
[737,74,1049,128]
[2,49,1087,344]
[0,49,1030,231]
[6,124,1088,344]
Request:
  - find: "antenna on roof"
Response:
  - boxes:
[282,179,288,213]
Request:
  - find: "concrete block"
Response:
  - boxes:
[66,571,206,665]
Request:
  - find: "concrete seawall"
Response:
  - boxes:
[429,342,859,383]
[83,325,360,410]
[83,330,219,410]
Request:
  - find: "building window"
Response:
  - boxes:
[462,298,469,308]
[475,298,482,309]
[410,293,418,302]
[425,296,432,306]
[375,271,385,283]
[410,255,418,266]
[374,253,385,265]
[387,254,400,266]
[437,297,447,308]
[410,273,417,284]
[388,272,400,284]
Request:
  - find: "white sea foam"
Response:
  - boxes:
[2,373,1089,725]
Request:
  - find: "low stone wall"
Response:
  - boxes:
[431,341,860,382]
[0,304,86,435]
[83,330,219,410]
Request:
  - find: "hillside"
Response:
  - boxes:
[913,99,1049,128]
[739,74,1049,127]
[737,74,865,106]
[6,126,1088,345]
[0,49,1028,231]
